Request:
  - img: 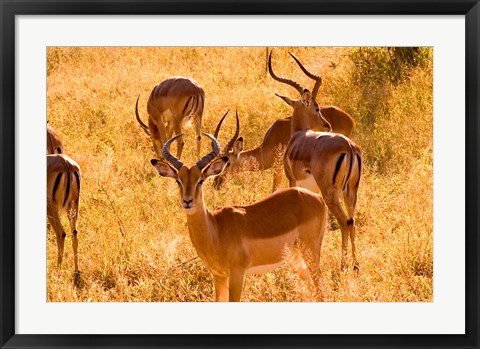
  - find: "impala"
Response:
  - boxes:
[136,76,205,158]
[269,51,362,271]
[47,154,81,274]
[213,105,354,191]
[151,130,328,302]
[47,124,64,154]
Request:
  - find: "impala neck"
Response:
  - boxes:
[184,194,217,255]
[290,106,310,135]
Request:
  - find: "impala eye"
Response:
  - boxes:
[175,179,181,186]
[197,179,204,186]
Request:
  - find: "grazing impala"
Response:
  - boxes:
[212,105,354,191]
[269,51,362,271]
[47,124,64,154]
[151,130,328,302]
[136,76,205,158]
[47,154,81,274]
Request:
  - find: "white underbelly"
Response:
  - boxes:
[246,261,285,275]
[296,175,320,193]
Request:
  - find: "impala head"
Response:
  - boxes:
[268,51,331,132]
[151,133,229,213]
[212,110,243,190]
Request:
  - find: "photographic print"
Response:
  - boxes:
[46,46,433,303]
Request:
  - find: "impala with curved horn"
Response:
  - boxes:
[136,76,205,158]
[47,124,64,154]
[269,51,362,272]
[150,126,328,302]
[212,104,354,192]
[47,153,81,274]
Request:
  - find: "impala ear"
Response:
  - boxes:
[302,89,312,107]
[232,137,244,155]
[275,93,295,108]
[151,159,177,179]
[203,156,229,178]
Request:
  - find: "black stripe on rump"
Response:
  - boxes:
[343,142,354,191]
[182,95,195,117]
[74,170,81,193]
[198,94,204,114]
[333,153,347,186]
[52,173,63,203]
[356,153,362,188]
[63,162,71,207]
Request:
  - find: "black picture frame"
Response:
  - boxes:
[1,1,479,348]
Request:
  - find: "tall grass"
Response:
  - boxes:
[47,47,432,302]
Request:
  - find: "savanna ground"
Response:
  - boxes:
[47,47,432,302]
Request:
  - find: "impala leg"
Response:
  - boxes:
[284,167,296,188]
[195,114,202,156]
[306,262,324,302]
[300,233,325,301]
[284,160,297,188]
[229,269,246,302]
[289,249,311,283]
[57,232,66,268]
[344,190,360,272]
[48,207,66,268]
[350,224,359,272]
[212,274,229,302]
[324,191,351,272]
[52,216,67,267]
[68,201,80,274]
[172,122,184,159]
[343,177,360,272]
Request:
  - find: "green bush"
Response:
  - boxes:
[350,47,431,86]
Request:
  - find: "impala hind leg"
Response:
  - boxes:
[47,206,66,268]
[229,269,246,302]
[343,189,359,272]
[212,274,229,302]
[297,245,324,301]
[284,163,297,188]
[68,201,80,274]
[195,114,202,156]
[172,122,185,159]
[343,163,361,272]
[289,249,311,283]
[323,191,352,272]
[300,224,326,301]
[289,249,322,301]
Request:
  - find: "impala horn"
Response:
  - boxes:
[162,134,185,170]
[222,110,240,155]
[268,51,304,95]
[213,110,230,139]
[196,133,221,170]
[213,109,240,155]
[288,52,323,99]
[135,95,151,136]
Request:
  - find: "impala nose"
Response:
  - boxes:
[183,199,193,208]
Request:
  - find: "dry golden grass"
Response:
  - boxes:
[46,47,432,302]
